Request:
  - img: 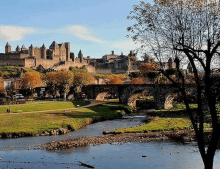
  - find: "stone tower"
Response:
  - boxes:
[65,42,70,61]
[78,50,83,63]
[29,44,34,56]
[70,52,75,62]
[21,44,27,51]
[5,42,11,54]
[16,45,21,53]
[41,44,46,59]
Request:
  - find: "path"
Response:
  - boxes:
[0,100,108,116]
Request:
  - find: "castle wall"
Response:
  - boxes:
[54,46,60,56]
[24,58,35,68]
[33,48,42,59]
[85,65,96,73]
[59,45,66,61]
[96,68,112,74]
[0,53,21,60]
[0,58,25,66]
[35,58,59,68]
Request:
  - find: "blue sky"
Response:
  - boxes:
[0,0,153,59]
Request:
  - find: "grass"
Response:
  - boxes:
[105,103,211,134]
[0,103,125,137]
[0,66,37,78]
[106,117,193,134]
[104,99,119,102]
[0,101,90,114]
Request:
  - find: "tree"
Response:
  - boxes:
[56,71,73,101]
[139,63,159,83]
[42,72,58,98]
[21,71,41,90]
[105,74,127,84]
[131,77,145,84]
[70,68,92,100]
[128,0,220,168]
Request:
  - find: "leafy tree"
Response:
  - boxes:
[138,63,159,83]
[131,77,145,84]
[105,74,127,84]
[20,72,42,98]
[21,72,41,90]
[70,68,93,100]
[42,72,58,98]
[128,71,141,79]
[56,71,74,101]
[128,0,220,168]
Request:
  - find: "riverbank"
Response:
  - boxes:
[42,129,196,151]
[0,103,126,138]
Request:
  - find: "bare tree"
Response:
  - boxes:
[127,0,220,168]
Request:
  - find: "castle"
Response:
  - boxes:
[0,41,183,74]
[0,41,140,74]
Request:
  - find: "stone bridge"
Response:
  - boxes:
[82,84,197,109]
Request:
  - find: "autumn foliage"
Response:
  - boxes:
[21,72,42,89]
[131,77,145,84]
[139,63,159,76]
[105,74,127,84]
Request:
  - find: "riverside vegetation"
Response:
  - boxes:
[0,102,127,138]
[43,102,212,151]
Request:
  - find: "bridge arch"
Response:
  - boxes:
[96,90,117,101]
[164,93,177,109]
[127,89,155,108]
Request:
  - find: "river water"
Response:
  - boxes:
[0,115,220,169]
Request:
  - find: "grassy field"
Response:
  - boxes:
[0,101,90,114]
[105,103,212,134]
[0,103,125,137]
[105,117,193,134]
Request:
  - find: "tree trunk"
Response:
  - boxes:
[204,157,213,169]
[64,92,66,101]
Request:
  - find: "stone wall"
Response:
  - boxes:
[24,58,35,67]
[0,59,25,66]
[33,47,42,59]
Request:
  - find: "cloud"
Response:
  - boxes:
[109,40,140,50]
[0,26,36,41]
[64,26,105,43]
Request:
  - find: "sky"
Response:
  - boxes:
[0,0,153,59]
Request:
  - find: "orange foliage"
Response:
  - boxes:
[131,77,145,84]
[105,74,127,84]
[139,63,159,75]
[88,75,97,85]
[21,72,42,89]
[43,72,57,85]
[56,71,73,85]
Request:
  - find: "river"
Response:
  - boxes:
[0,115,220,169]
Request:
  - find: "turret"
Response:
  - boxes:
[29,44,34,56]
[5,42,11,54]
[78,50,83,63]
[16,45,21,53]
[41,44,46,59]
[65,42,70,61]
[21,44,27,51]
[70,52,75,62]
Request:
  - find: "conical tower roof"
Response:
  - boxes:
[30,44,34,48]
[49,41,59,49]
[6,42,11,47]
[42,43,46,48]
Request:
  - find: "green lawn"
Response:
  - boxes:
[0,101,90,114]
[0,103,125,137]
[105,117,193,134]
